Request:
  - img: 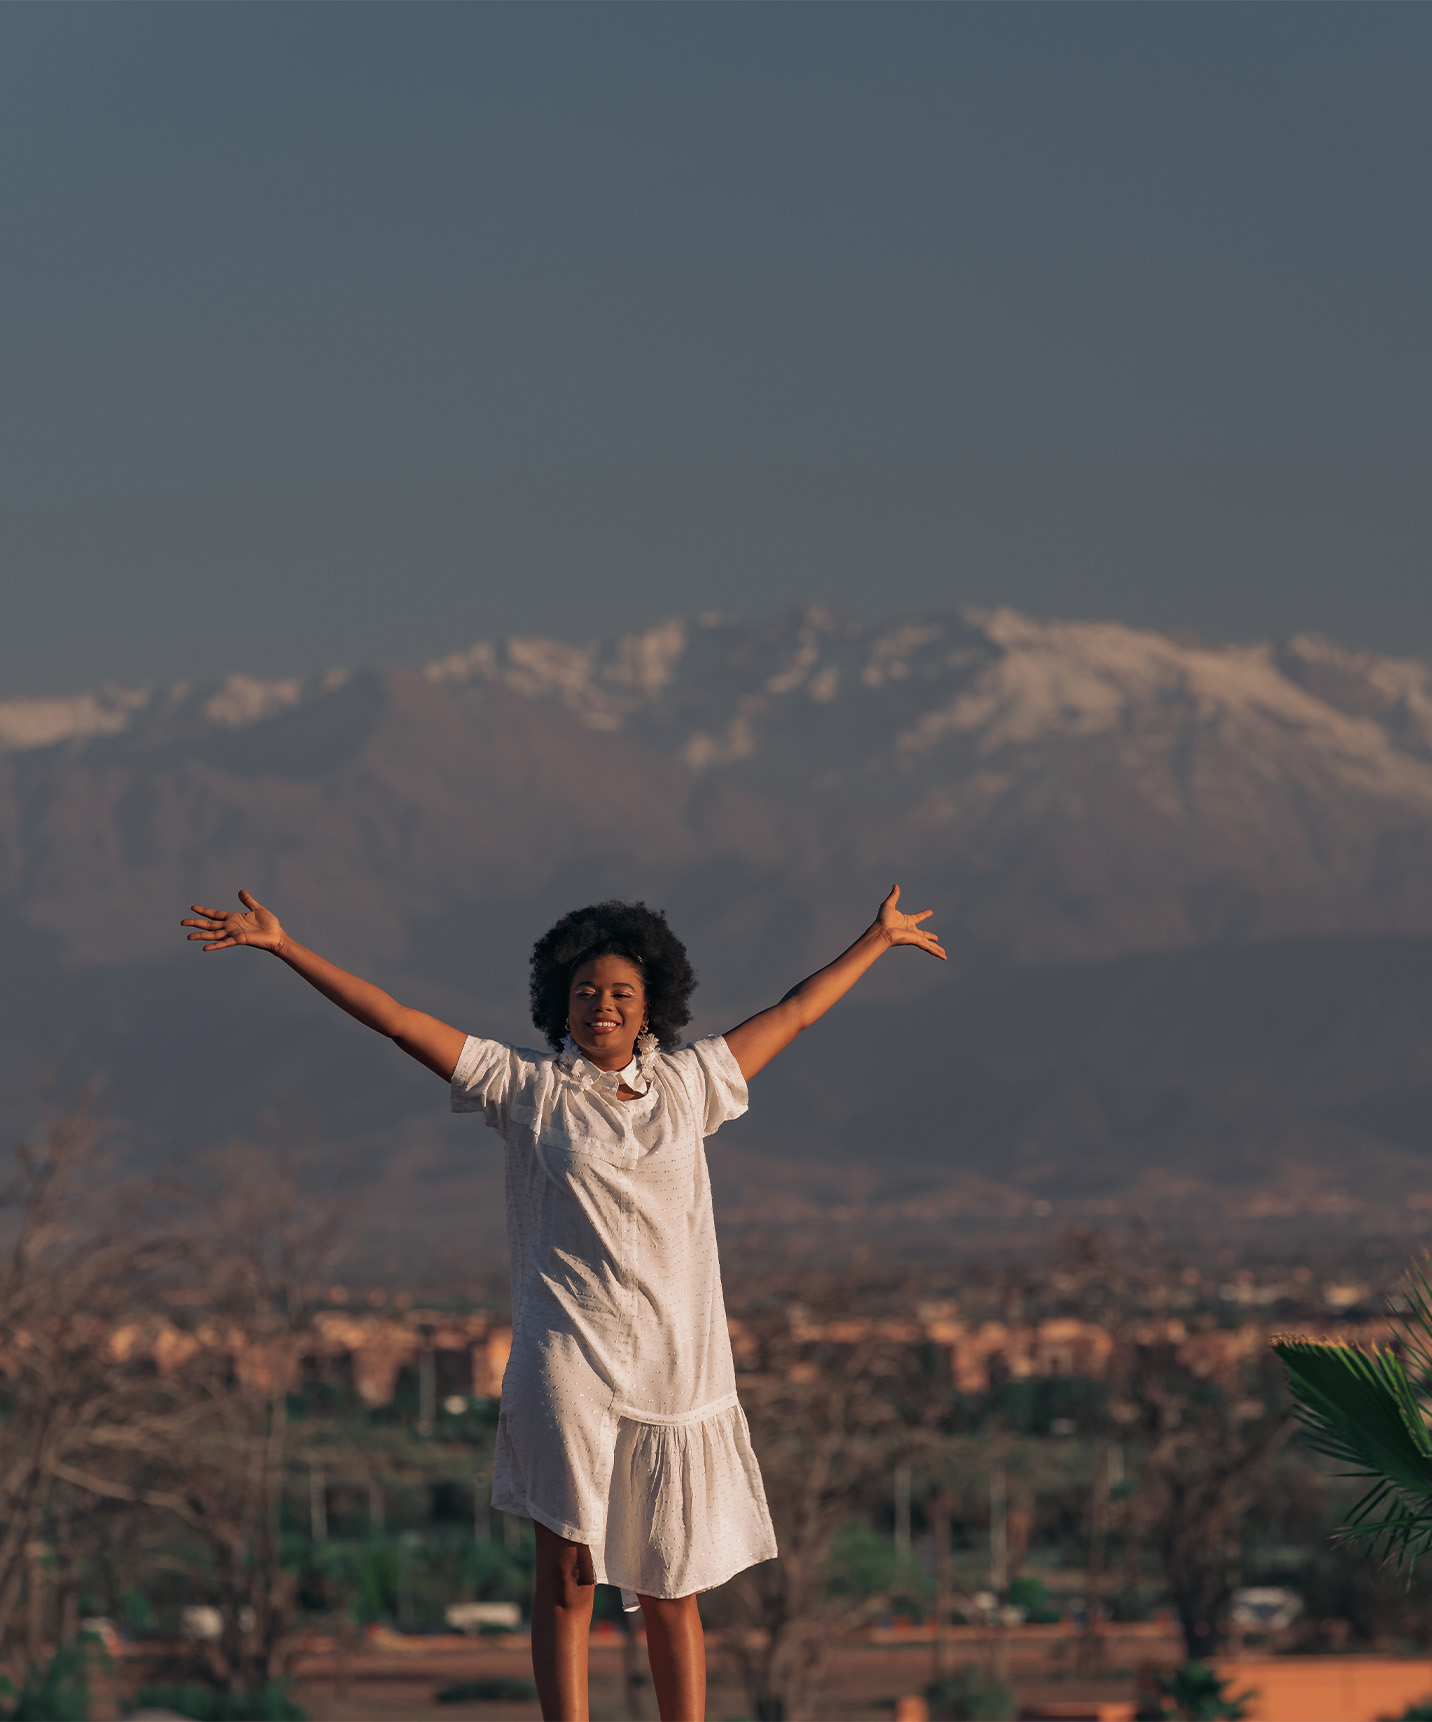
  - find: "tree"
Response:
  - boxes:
[705,1308,934,1721]
[1120,1338,1290,1657]
[36,1144,348,1698]
[0,1106,173,1666]
[121,1147,346,1696]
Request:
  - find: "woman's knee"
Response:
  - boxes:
[534,1524,596,1602]
[638,1592,701,1630]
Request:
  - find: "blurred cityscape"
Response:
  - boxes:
[6,1116,1432,1720]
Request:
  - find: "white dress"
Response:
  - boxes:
[450,1031,778,1601]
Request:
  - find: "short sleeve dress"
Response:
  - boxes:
[451,1031,778,1601]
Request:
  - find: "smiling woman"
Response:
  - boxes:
[180,882,944,1720]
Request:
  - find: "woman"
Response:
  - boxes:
[182,885,944,1720]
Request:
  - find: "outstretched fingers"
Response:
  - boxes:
[180,888,283,955]
[878,884,947,958]
[902,910,947,961]
[181,901,242,951]
[182,909,225,929]
[182,922,238,950]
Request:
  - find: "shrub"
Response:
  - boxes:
[1136,1663,1256,1721]
[925,1665,1016,1721]
[1007,1576,1060,1624]
[434,1678,539,1704]
[2,1645,92,1721]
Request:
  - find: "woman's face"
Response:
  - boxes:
[567,954,647,1070]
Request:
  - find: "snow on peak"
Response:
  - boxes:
[422,619,689,731]
[0,685,151,754]
[417,605,1432,807]
[203,674,304,729]
[5,608,1430,803]
[893,610,1405,766]
[0,667,354,755]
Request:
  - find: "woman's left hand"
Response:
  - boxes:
[876,884,947,960]
[725,881,946,1079]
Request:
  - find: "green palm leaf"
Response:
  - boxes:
[1273,1336,1432,1565]
[1395,1258,1432,1390]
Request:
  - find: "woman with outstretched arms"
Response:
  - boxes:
[182,886,944,1721]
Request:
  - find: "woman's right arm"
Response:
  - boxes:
[181,890,467,1081]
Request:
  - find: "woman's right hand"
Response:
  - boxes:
[180,891,464,1079]
[182,890,287,953]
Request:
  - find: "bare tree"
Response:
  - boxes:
[0,1106,174,1668]
[1120,1339,1291,1657]
[708,1316,932,1721]
[146,1147,345,1692]
[53,1144,348,1696]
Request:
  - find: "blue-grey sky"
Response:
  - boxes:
[4,3,1430,696]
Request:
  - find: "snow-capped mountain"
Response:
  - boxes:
[8,606,1432,971]
[8,605,1432,1252]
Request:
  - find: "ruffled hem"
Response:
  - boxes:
[599,1397,778,1599]
[493,1397,777,1600]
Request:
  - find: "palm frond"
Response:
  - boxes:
[1273,1337,1432,1565]
[1395,1256,1432,1389]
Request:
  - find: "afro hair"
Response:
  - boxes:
[529,899,697,1054]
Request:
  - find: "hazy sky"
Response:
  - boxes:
[4,3,1431,696]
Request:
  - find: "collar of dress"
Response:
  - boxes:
[559,1033,660,1096]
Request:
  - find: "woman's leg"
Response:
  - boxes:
[637,1592,705,1722]
[531,1522,596,1721]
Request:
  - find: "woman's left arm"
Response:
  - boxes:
[723,886,946,1081]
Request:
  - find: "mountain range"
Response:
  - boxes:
[7,606,1432,1270]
